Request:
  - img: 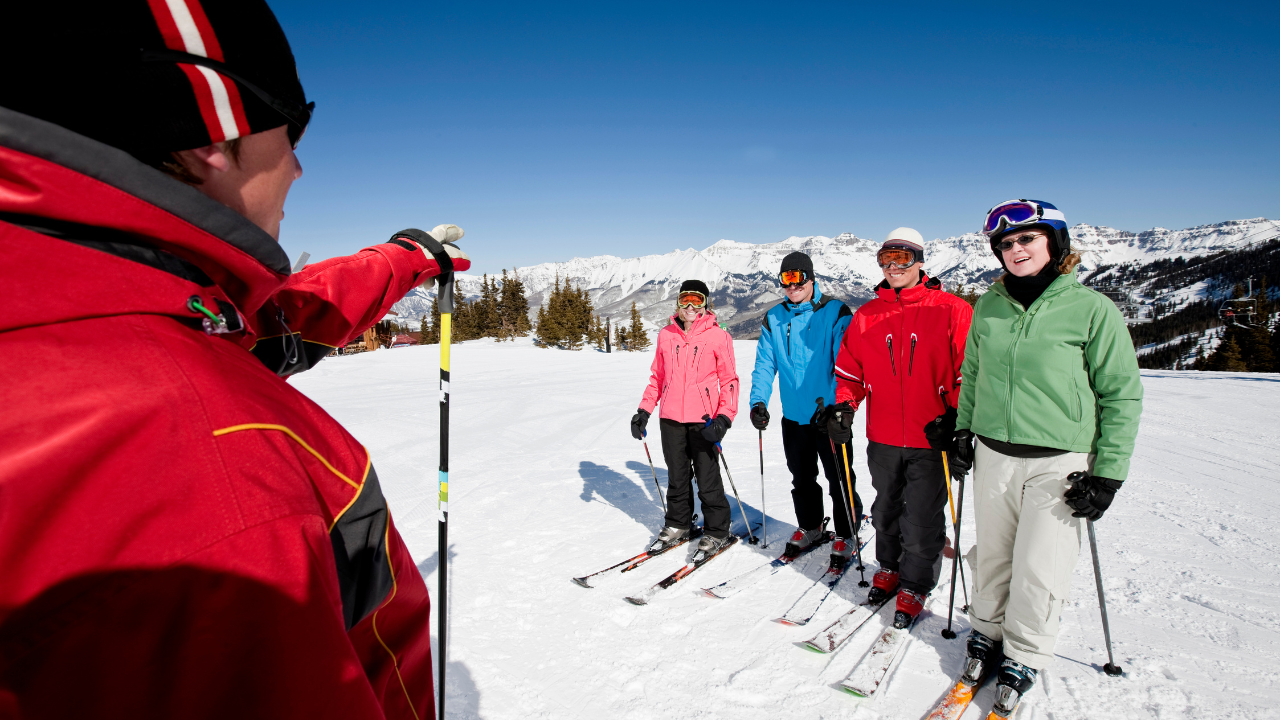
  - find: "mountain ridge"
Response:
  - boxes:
[391,217,1279,338]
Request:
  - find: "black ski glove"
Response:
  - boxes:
[811,399,833,434]
[924,407,958,451]
[749,402,770,431]
[1065,471,1123,521]
[630,409,650,440]
[701,414,732,443]
[953,429,975,467]
[825,402,856,445]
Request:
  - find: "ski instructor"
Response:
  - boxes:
[946,200,1142,716]
[0,3,466,718]
[830,228,973,629]
[632,281,740,561]
[748,251,861,566]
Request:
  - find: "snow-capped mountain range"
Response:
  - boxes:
[391,218,1279,337]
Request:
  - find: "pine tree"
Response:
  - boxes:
[475,274,500,339]
[417,314,430,344]
[501,269,532,337]
[627,302,651,351]
[1217,335,1247,372]
[452,288,473,341]
[614,322,628,351]
[535,275,563,347]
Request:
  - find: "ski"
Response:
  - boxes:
[776,530,874,626]
[839,593,936,698]
[572,525,704,588]
[702,525,833,600]
[624,534,741,605]
[801,587,896,654]
[924,671,998,720]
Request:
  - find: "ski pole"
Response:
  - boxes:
[436,261,455,720]
[943,451,969,609]
[1088,519,1124,676]
[711,437,758,545]
[641,433,667,514]
[941,451,970,639]
[759,429,767,549]
[837,439,869,587]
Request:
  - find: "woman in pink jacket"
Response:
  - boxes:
[631,280,741,557]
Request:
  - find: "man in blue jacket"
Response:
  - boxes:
[750,251,862,564]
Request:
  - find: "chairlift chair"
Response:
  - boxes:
[1218,298,1257,327]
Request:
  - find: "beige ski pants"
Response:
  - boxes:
[966,441,1092,669]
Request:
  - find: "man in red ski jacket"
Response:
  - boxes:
[827,228,973,628]
[0,3,464,718]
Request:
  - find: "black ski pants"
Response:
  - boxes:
[781,418,863,540]
[866,441,948,594]
[659,418,731,538]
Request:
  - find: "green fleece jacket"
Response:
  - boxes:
[956,270,1143,481]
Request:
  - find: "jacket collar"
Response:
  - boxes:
[991,269,1079,311]
[0,106,290,321]
[783,281,824,314]
[875,273,939,304]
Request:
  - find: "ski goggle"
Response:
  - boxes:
[677,292,707,309]
[994,230,1049,253]
[981,199,1047,237]
[877,248,918,269]
[779,270,809,288]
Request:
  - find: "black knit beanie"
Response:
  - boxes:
[2,0,311,163]
[679,279,711,297]
[780,251,814,278]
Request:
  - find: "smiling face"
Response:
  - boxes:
[999,229,1053,277]
[784,279,814,305]
[678,304,703,324]
[882,262,923,290]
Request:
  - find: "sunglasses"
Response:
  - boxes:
[142,49,315,149]
[779,270,809,288]
[877,248,918,270]
[677,292,707,309]
[995,232,1047,252]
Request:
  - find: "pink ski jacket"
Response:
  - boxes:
[639,312,740,424]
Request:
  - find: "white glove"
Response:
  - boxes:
[429,224,464,244]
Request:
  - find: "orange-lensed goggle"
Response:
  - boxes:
[677,292,707,308]
[876,248,918,269]
[779,270,809,288]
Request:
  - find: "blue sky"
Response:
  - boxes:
[272,1,1280,275]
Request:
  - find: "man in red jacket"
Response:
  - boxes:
[828,228,973,629]
[0,3,463,718]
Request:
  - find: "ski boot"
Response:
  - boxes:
[783,526,826,558]
[961,629,1003,685]
[866,569,899,605]
[691,534,732,563]
[991,658,1038,717]
[829,537,854,569]
[892,588,927,629]
[648,526,689,553]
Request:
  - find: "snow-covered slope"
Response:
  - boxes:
[391,219,1279,337]
[292,339,1280,720]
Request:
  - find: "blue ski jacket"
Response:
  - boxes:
[750,282,853,424]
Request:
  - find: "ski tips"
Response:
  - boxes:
[801,641,828,654]
[624,596,648,606]
[571,577,594,589]
[701,589,724,599]
[775,618,802,626]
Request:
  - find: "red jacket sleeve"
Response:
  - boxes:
[945,296,973,409]
[253,241,471,349]
[833,316,867,408]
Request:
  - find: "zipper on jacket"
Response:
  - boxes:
[786,324,791,356]
[886,335,896,376]
[909,333,918,376]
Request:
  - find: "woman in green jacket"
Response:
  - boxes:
[949,200,1143,716]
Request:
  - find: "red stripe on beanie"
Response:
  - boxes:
[144,0,249,141]
[181,0,250,136]
[175,64,230,142]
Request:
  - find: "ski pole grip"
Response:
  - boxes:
[390,228,457,312]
